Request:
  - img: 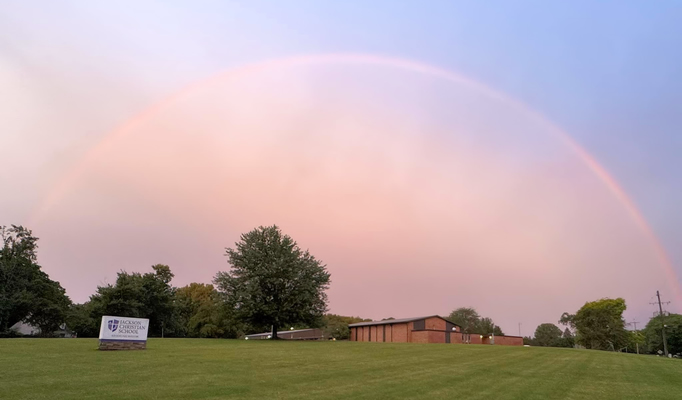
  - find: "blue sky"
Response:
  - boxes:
[2,0,681,324]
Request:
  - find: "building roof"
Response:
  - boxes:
[348,315,461,328]
[245,328,321,338]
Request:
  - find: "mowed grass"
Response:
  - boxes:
[1,339,681,399]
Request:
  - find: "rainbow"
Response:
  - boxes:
[27,53,682,305]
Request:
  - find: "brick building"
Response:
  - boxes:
[348,315,523,346]
[245,328,324,340]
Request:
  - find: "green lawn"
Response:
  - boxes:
[1,339,680,399]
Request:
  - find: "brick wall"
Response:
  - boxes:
[425,317,446,331]
[411,331,430,343]
[350,322,522,346]
[428,331,445,343]
[492,336,524,346]
[392,323,409,342]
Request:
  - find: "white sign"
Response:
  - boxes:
[99,316,149,342]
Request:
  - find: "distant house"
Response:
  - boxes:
[10,321,39,336]
[245,328,324,340]
[10,321,74,338]
[349,315,523,346]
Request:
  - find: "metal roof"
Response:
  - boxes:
[245,328,321,337]
[348,315,461,328]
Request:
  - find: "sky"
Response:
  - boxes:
[1,0,681,336]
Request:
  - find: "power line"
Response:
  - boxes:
[649,290,670,356]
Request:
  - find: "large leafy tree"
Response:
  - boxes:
[0,225,71,335]
[447,307,503,335]
[88,264,177,336]
[533,323,563,347]
[214,225,331,339]
[642,313,682,355]
[448,307,480,333]
[569,298,628,350]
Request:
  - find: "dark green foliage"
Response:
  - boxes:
[447,307,504,335]
[560,328,576,348]
[624,330,646,353]
[214,225,331,338]
[478,317,504,336]
[0,225,71,335]
[322,314,371,340]
[534,323,563,347]
[643,313,682,355]
[448,307,480,333]
[87,264,178,336]
[559,312,575,329]
[176,283,241,338]
[568,298,628,350]
[65,303,100,337]
[25,276,71,336]
[525,325,574,348]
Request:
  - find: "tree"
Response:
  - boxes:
[141,264,177,336]
[176,283,240,338]
[0,225,71,335]
[214,225,331,339]
[560,328,575,348]
[447,307,503,335]
[479,317,504,336]
[533,323,563,347]
[571,298,628,350]
[25,276,71,336]
[559,312,575,330]
[626,330,646,354]
[642,313,682,355]
[322,314,371,340]
[448,307,481,333]
[88,264,178,336]
[65,302,100,337]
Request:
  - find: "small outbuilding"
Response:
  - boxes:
[245,328,324,340]
[348,315,523,346]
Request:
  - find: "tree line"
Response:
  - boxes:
[524,297,682,356]
[1,225,341,339]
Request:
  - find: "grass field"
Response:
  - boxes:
[1,339,681,399]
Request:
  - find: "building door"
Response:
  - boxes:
[445,332,451,343]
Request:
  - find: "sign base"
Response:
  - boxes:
[99,340,146,351]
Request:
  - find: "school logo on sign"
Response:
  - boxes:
[107,319,119,332]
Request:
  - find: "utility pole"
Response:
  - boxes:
[630,319,640,355]
[518,323,521,337]
[650,291,670,356]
